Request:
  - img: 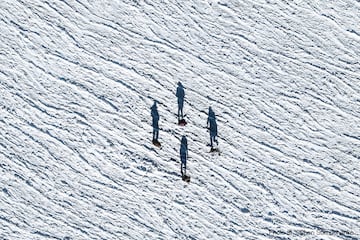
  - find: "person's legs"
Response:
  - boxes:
[181,157,186,176]
[181,162,185,176]
[178,107,182,120]
[178,100,184,119]
[156,128,159,141]
[153,121,159,141]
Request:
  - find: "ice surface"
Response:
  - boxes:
[1,0,359,239]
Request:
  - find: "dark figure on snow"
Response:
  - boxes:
[176,82,185,120]
[151,101,160,144]
[207,107,218,149]
[180,136,188,177]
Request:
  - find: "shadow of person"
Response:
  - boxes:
[176,82,185,121]
[207,107,218,150]
[180,135,188,178]
[151,101,160,146]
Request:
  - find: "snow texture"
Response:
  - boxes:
[1,0,360,239]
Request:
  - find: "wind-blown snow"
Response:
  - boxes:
[1,0,360,239]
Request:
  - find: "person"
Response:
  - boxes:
[180,136,188,177]
[207,107,218,149]
[176,82,185,120]
[151,101,159,143]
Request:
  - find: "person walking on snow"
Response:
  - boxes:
[176,82,185,120]
[151,101,160,143]
[180,136,188,177]
[207,107,218,149]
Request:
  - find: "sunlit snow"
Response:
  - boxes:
[1,0,359,239]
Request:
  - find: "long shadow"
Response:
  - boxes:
[151,101,160,145]
[176,82,185,121]
[207,107,218,150]
[180,136,188,177]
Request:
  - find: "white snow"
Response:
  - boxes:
[1,0,359,239]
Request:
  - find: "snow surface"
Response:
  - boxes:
[1,0,360,239]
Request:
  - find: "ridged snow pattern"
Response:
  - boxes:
[1,0,359,239]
